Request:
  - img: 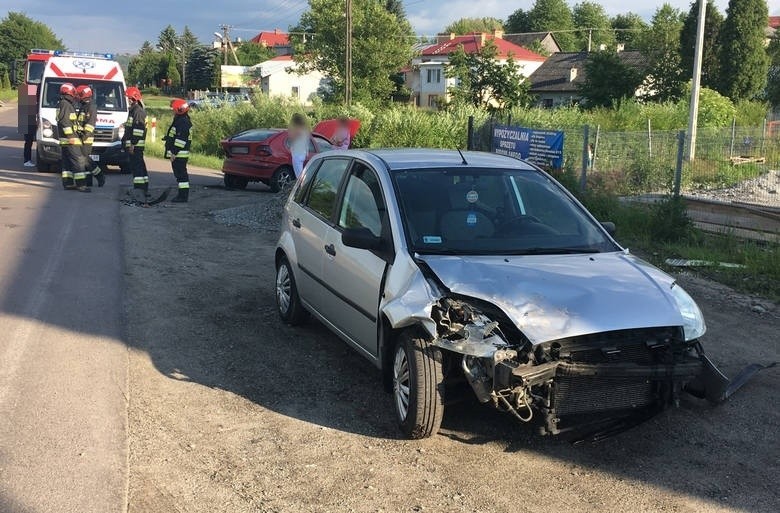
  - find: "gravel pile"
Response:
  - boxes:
[210,192,288,231]
[684,169,780,207]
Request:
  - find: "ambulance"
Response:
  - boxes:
[18,49,129,173]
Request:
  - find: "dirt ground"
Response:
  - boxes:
[123,184,779,513]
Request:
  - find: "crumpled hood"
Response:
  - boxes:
[418,252,684,345]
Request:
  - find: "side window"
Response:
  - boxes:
[293,159,321,204]
[338,163,384,237]
[305,158,350,220]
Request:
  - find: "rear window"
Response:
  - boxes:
[229,129,279,142]
[42,78,126,111]
[26,61,45,85]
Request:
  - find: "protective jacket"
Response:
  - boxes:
[165,114,192,159]
[123,102,147,149]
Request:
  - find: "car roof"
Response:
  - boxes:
[354,149,537,171]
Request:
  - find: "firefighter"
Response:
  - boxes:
[56,82,90,192]
[75,85,105,187]
[123,86,148,197]
[165,99,192,203]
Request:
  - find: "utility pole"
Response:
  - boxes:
[219,24,231,65]
[345,0,353,105]
[686,0,707,161]
[587,29,592,52]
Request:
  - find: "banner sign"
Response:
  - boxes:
[492,124,564,169]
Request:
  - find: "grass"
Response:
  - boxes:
[0,88,16,102]
[143,95,177,110]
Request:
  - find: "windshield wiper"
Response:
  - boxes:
[505,247,602,255]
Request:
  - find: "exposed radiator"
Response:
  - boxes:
[552,376,654,416]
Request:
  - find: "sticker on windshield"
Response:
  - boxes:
[466,212,478,226]
[423,235,442,244]
[466,190,479,203]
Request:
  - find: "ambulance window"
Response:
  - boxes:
[26,61,45,85]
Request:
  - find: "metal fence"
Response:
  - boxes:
[470,118,780,208]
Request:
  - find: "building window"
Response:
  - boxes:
[428,95,439,108]
[291,86,300,98]
[426,68,441,84]
[543,98,553,109]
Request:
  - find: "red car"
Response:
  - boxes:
[221,128,334,192]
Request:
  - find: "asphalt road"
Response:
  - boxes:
[0,103,220,513]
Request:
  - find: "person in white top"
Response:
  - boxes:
[332,117,351,150]
[288,113,310,179]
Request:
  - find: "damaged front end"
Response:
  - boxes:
[428,297,774,440]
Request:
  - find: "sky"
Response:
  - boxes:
[4,0,780,55]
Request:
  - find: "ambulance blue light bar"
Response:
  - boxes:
[52,50,114,60]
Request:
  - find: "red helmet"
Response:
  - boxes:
[60,83,76,97]
[171,98,190,115]
[125,86,142,102]
[75,85,93,100]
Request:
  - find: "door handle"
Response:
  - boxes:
[324,243,336,256]
[292,218,301,228]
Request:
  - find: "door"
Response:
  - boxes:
[319,162,389,357]
[289,157,351,311]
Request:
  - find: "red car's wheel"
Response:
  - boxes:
[270,166,294,193]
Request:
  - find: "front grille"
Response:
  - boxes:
[557,327,683,365]
[553,376,654,416]
[93,128,114,143]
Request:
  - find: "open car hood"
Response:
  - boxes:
[418,252,685,345]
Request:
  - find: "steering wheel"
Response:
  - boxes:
[497,215,559,236]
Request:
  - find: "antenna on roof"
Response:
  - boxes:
[456,147,468,165]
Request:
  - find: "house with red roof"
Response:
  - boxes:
[767,16,780,40]
[405,30,547,108]
[249,29,292,56]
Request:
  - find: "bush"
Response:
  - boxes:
[649,196,693,242]
[142,86,161,96]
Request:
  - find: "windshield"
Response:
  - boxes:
[26,61,45,85]
[393,167,618,255]
[42,78,126,112]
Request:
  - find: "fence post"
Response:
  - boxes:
[761,117,767,155]
[580,125,590,193]
[647,118,652,158]
[467,115,474,151]
[507,113,512,127]
[729,117,736,159]
[592,125,601,172]
[674,130,685,197]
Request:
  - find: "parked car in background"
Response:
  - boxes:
[273,149,767,441]
[189,92,251,110]
[221,128,334,192]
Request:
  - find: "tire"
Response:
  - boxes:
[270,166,294,193]
[275,256,306,325]
[224,174,248,190]
[392,330,444,439]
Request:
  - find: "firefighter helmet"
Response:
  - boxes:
[59,83,76,97]
[75,85,93,100]
[171,98,190,115]
[125,86,142,102]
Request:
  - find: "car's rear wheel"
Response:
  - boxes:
[276,256,306,325]
[224,174,248,190]
[393,331,444,439]
[270,166,294,193]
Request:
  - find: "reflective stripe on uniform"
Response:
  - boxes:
[133,177,146,184]
[174,138,187,148]
[167,127,176,136]
[84,137,94,145]
[62,171,74,178]
[62,126,73,135]
[174,151,190,157]
[68,113,77,120]
[136,141,145,147]
[132,129,145,136]
[84,124,95,133]
[74,172,87,180]
[178,182,190,189]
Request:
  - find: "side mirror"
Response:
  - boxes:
[342,227,382,251]
[601,221,616,237]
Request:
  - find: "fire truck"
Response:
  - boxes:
[17,49,129,173]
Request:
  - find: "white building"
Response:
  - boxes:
[405,31,547,109]
[250,56,326,106]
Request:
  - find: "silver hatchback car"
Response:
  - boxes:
[275,149,765,440]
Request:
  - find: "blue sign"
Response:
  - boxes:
[492,125,565,169]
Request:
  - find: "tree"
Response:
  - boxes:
[505,9,530,34]
[766,37,780,106]
[127,51,166,88]
[443,17,504,35]
[235,42,275,66]
[164,54,181,87]
[180,26,200,61]
[718,0,769,101]
[139,41,155,55]
[186,46,220,90]
[384,0,407,20]
[578,51,644,107]
[0,12,64,70]
[0,63,11,89]
[640,4,686,102]
[611,13,648,50]
[446,40,531,111]
[527,0,577,51]
[573,2,615,51]
[679,1,723,90]
[158,25,179,53]
[291,0,414,104]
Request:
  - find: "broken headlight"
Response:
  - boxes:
[670,283,706,341]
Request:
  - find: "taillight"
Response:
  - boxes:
[256,145,272,157]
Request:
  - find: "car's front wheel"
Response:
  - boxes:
[393,331,444,439]
[275,256,306,325]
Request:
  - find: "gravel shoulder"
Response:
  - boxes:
[123,185,779,513]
